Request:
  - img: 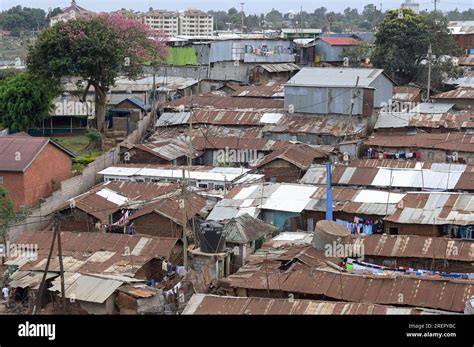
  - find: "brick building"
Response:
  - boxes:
[0,133,74,209]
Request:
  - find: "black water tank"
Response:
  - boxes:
[199,221,225,253]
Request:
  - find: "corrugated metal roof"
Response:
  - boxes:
[392,86,422,102]
[320,37,361,46]
[251,144,333,170]
[301,161,474,192]
[286,67,385,88]
[9,271,57,289]
[349,234,474,262]
[386,192,474,226]
[365,132,474,153]
[13,231,179,277]
[432,88,474,100]
[263,113,368,137]
[411,103,455,114]
[228,266,474,312]
[60,181,178,220]
[100,165,253,183]
[231,81,285,98]
[49,272,123,303]
[375,111,474,130]
[257,63,300,73]
[162,94,284,111]
[223,214,277,243]
[183,294,432,315]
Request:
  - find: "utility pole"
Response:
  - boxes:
[56,218,67,312]
[33,215,67,314]
[427,44,432,101]
[151,69,156,129]
[300,6,303,31]
[434,0,439,12]
[33,224,57,315]
[181,168,188,271]
[343,76,360,142]
[240,2,245,34]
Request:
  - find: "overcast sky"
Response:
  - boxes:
[2,0,473,14]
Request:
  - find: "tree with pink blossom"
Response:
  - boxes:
[27,14,168,132]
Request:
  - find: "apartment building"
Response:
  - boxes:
[179,9,214,36]
[141,10,180,36]
[141,9,214,36]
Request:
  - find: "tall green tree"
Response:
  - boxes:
[27,14,168,132]
[372,9,461,86]
[0,6,47,32]
[0,72,56,131]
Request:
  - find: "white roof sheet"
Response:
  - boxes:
[354,190,405,204]
[372,168,462,190]
[260,113,285,124]
[96,188,129,205]
[261,184,317,213]
[100,166,251,183]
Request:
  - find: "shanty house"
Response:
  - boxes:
[6,231,182,313]
[314,37,361,63]
[432,88,474,110]
[284,67,394,115]
[384,192,474,238]
[57,181,178,232]
[222,214,277,272]
[251,144,335,182]
[0,133,75,209]
[129,193,212,238]
[347,234,474,273]
[248,63,300,84]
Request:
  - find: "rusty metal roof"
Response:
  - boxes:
[228,266,474,312]
[0,135,74,172]
[129,192,210,225]
[251,144,334,170]
[392,86,422,102]
[365,132,474,153]
[386,192,474,226]
[432,88,474,100]
[13,231,179,277]
[59,181,178,220]
[231,81,285,98]
[162,94,284,111]
[349,234,474,262]
[135,136,202,162]
[183,294,431,315]
[375,111,474,130]
[192,135,288,151]
[263,113,368,137]
[223,214,277,244]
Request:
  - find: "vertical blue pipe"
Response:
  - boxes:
[326,161,333,221]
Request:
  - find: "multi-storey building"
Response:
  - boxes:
[141,9,214,37]
[141,10,180,36]
[179,9,214,36]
